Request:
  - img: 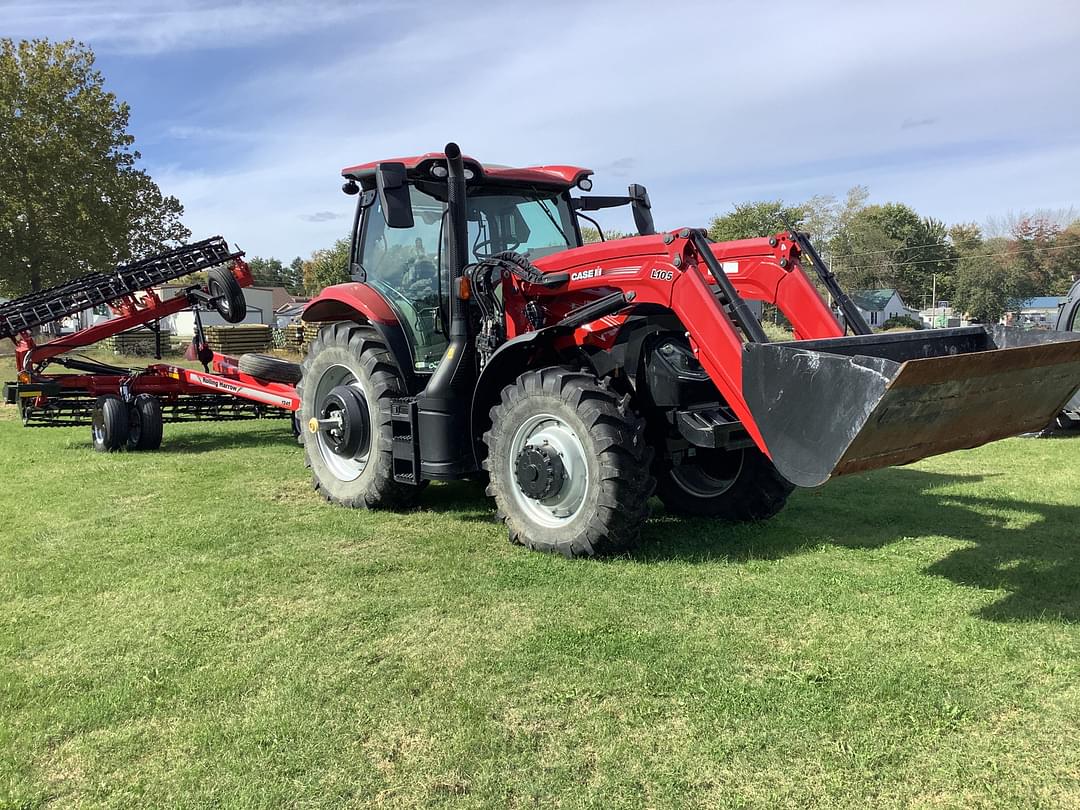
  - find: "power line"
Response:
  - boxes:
[823,233,1076,261]
[838,241,1079,273]
[830,239,955,259]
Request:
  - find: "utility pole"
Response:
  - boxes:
[931,274,937,328]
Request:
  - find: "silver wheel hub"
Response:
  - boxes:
[508,413,589,527]
[312,363,370,482]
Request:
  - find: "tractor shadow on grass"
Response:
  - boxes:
[636,466,1080,623]
[56,423,299,454]
[155,424,300,454]
[419,480,497,523]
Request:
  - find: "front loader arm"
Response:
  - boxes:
[523,229,845,458]
[669,261,769,452]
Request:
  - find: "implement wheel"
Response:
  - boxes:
[656,446,794,520]
[299,321,423,509]
[483,368,654,557]
[127,394,163,451]
[208,266,247,323]
[239,353,302,385]
[91,395,129,453]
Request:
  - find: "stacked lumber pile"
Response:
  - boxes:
[282,321,331,355]
[282,322,305,351]
[101,328,172,356]
[203,324,272,354]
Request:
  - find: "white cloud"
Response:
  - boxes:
[2,0,390,54]
[11,0,1078,256]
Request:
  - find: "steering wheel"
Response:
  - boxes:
[471,238,521,258]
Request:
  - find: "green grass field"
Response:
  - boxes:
[1,404,1078,808]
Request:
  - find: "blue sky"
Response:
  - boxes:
[5,0,1079,259]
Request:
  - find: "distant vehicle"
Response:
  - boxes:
[1050,278,1080,429]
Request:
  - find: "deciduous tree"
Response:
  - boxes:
[302,238,351,296]
[0,38,189,295]
[580,227,633,244]
[707,200,804,242]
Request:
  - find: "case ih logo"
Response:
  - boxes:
[571,267,602,282]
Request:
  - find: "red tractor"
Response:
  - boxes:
[298,142,1080,556]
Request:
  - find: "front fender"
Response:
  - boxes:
[302,282,419,393]
[469,325,567,467]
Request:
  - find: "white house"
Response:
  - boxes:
[1009,296,1063,329]
[850,288,912,328]
[919,302,965,328]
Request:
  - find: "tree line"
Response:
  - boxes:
[704,189,1080,322]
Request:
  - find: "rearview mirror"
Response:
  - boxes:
[628,184,655,236]
[375,163,414,229]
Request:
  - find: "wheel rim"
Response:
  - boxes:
[210,278,231,318]
[670,449,745,498]
[507,412,589,528]
[312,363,370,481]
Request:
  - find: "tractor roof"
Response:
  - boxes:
[341,152,592,190]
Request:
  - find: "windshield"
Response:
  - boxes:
[359,185,577,371]
[466,190,578,260]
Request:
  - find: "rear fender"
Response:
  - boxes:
[302,282,419,392]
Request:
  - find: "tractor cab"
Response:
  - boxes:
[343,155,580,370]
[336,152,655,373]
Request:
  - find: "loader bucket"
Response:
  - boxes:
[742,325,1080,487]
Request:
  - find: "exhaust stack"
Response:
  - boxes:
[415,142,476,479]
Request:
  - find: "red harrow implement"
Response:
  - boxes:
[2,237,300,451]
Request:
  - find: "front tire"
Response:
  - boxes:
[656,446,794,520]
[484,368,654,557]
[299,321,422,509]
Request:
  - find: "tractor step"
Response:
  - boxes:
[674,405,755,450]
[390,398,422,485]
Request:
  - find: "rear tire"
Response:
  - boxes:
[656,446,794,520]
[299,322,423,509]
[127,394,163,451]
[91,395,129,453]
[239,353,302,384]
[483,368,654,557]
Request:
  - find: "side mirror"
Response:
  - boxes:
[628,183,655,236]
[375,162,414,229]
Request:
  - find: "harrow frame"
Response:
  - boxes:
[3,238,300,437]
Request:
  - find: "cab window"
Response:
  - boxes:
[360,187,448,370]
[467,192,577,261]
